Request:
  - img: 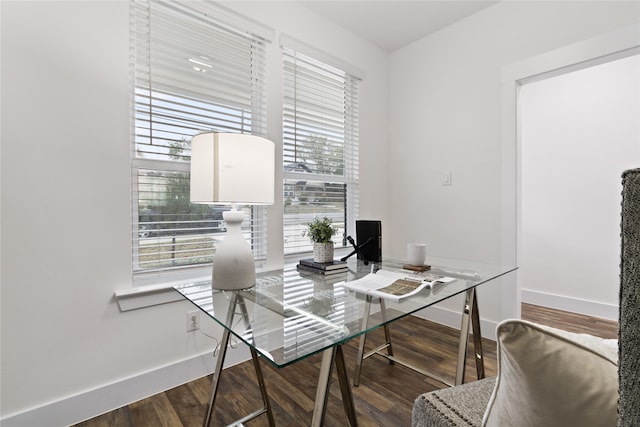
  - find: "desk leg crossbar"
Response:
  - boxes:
[354,295,395,387]
[354,287,485,388]
[203,294,275,427]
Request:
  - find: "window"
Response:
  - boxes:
[130,0,269,283]
[282,45,360,255]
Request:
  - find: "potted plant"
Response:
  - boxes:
[304,217,339,263]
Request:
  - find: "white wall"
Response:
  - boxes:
[0,1,389,424]
[3,0,639,423]
[520,54,640,319]
[388,2,640,326]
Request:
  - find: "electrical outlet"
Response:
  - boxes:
[186,310,200,332]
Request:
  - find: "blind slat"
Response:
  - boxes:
[282,47,360,255]
[131,0,268,279]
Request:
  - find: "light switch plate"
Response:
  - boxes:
[442,172,452,186]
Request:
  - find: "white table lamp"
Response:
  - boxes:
[190,132,274,290]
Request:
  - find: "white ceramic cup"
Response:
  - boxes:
[407,243,427,266]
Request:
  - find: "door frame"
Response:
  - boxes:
[500,23,640,319]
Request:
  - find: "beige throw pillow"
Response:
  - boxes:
[482,319,618,427]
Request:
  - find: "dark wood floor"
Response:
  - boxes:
[74,304,617,427]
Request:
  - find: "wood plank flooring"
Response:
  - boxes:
[74,304,617,427]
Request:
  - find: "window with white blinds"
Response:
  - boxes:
[130,0,268,282]
[282,46,360,255]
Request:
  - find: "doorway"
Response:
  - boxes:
[500,24,640,320]
[518,54,639,320]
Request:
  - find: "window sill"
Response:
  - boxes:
[114,283,187,312]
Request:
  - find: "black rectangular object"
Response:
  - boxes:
[356,220,382,262]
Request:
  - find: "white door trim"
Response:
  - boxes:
[500,23,640,319]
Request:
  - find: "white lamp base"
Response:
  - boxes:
[212,210,256,290]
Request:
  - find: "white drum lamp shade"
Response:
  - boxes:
[190,132,275,290]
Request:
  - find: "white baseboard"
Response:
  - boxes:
[5,292,612,426]
[409,291,618,343]
[0,346,250,427]
[522,289,618,321]
[412,305,499,341]
[3,306,504,427]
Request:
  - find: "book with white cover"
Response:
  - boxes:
[343,269,455,301]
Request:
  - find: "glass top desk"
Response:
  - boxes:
[175,257,517,427]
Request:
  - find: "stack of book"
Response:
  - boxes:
[296,258,348,275]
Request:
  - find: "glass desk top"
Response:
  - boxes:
[174,257,516,368]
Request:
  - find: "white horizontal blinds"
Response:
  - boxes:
[131,0,267,278]
[133,1,266,161]
[282,46,360,255]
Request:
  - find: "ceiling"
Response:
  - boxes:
[300,1,498,52]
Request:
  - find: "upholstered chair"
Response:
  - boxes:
[412,168,640,427]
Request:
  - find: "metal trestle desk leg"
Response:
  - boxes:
[312,345,358,427]
[203,294,275,427]
[353,295,395,387]
[455,287,485,385]
[354,286,486,388]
